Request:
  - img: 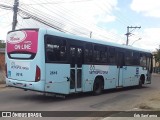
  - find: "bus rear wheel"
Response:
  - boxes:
[93,78,103,95]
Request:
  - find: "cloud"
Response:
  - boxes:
[130,0,160,18]
[0,0,120,41]
[96,15,116,23]
[0,10,12,40]
[17,0,119,38]
[21,0,118,26]
[130,28,160,51]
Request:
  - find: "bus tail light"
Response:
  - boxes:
[5,63,8,78]
[35,65,41,82]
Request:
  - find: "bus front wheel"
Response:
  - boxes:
[138,74,145,88]
[138,79,142,88]
[138,78,143,88]
[93,78,103,95]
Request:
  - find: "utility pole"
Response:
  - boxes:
[90,32,92,38]
[12,0,19,31]
[125,26,141,45]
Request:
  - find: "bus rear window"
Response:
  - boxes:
[6,30,38,60]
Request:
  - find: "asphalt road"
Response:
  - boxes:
[0,74,159,120]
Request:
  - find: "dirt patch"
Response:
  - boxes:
[149,96,160,101]
[136,103,154,110]
[136,95,160,111]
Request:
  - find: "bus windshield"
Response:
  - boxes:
[6,29,38,59]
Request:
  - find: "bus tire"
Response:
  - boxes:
[93,78,103,95]
[138,79,142,88]
[138,74,145,88]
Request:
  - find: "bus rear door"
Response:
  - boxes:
[70,45,83,93]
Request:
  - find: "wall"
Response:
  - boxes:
[0,49,5,83]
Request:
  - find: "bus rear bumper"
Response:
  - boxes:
[6,78,45,92]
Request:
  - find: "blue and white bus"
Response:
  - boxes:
[5,28,153,95]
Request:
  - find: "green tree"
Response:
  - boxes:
[154,48,160,67]
[0,40,5,48]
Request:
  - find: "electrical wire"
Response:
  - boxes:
[30,0,90,33]
[20,0,122,40]
[18,8,83,36]
[19,0,124,41]
[56,4,123,40]
[19,3,90,36]
[20,0,95,6]
[1,0,127,41]
[0,4,12,10]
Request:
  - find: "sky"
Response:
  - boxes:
[0,0,160,51]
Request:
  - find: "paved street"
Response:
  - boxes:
[0,74,160,120]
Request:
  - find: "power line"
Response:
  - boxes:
[19,1,91,36]
[19,9,89,36]
[20,7,66,27]
[99,2,129,27]
[19,8,65,31]
[20,0,124,41]
[0,0,13,6]
[1,1,125,42]
[20,0,95,6]
[89,1,126,41]
[18,8,87,36]
[0,4,12,10]
[57,2,124,41]
[28,0,90,34]
[103,1,136,26]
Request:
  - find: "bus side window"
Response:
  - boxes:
[146,54,152,73]
[60,40,67,61]
[45,36,67,62]
[77,47,83,67]
[93,45,107,63]
[133,52,140,65]
[46,39,54,61]
[70,47,76,67]
[85,43,93,63]
[94,45,100,63]
[101,47,108,63]
[140,53,147,67]
[125,51,133,65]
[108,48,116,64]
[101,47,107,63]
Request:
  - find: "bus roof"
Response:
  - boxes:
[45,28,151,54]
[11,28,151,54]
